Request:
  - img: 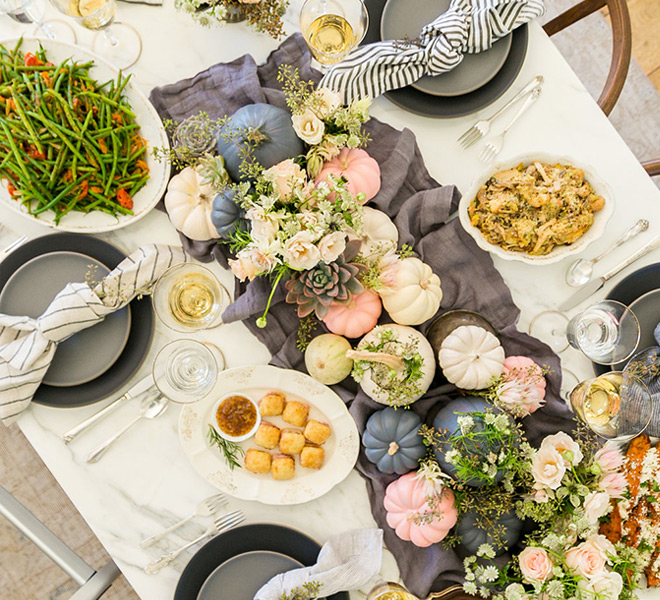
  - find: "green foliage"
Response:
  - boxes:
[207,425,245,470]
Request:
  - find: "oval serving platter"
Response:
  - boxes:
[0,38,170,233]
[179,365,360,505]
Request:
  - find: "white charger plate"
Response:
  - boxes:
[0,38,170,233]
[179,365,360,505]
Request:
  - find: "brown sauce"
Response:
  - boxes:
[216,395,257,437]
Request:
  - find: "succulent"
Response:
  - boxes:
[285,243,364,319]
[173,113,221,160]
[197,154,230,191]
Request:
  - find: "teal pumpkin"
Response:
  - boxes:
[217,104,304,181]
[432,397,508,487]
[211,188,244,238]
[363,407,426,475]
[456,511,523,556]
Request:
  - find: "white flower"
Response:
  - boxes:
[477,543,495,559]
[317,232,346,263]
[531,446,566,490]
[444,450,460,465]
[281,231,321,271]
[463,582,478,595]
[589,571,623,600]
[458,415,474,434]
[292,108,325,145]
[481,565,499,583]
[262,159,306,199]
[583,491,612,523]
[313,87,342,118]
[540,432,583,466]
[504,583,526,600]
[494,414,510,432]
[246,207,280,244]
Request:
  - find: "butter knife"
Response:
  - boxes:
[62,376,155,444]
[559,235,660,311]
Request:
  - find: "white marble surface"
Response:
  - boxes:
[1,4,659,599]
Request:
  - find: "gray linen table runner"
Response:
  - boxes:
[149,33,575,597]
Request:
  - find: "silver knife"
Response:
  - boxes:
[62,376,155,444]
[559,235,660,312]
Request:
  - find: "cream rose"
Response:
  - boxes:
[583,490,612,522]
[282,231,321,270]
[531,446,566,490]
[292,109,325,145]
[518,547,553,583]
[588,533,616,559]
[318,232,346,263]
[263,159,306,199]
[565,539,607,579]
[313,87,342,118]
[540,431,583,466]
[246,208,279,244]
[590,571,623,599]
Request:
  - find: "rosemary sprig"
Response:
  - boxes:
[207,425,245,470]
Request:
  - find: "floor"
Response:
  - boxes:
[2,3,660,599]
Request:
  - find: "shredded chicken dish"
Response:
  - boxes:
[468,161,605,255]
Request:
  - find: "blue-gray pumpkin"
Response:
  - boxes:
[217,104,304,181]
[433,396,508,487]
[211,188,244,238]
[456,510,523,556]
[363,407,426,475]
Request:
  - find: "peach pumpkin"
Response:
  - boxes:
[384,472,457,547]
[323,290,382,339]
[315,148,381,203]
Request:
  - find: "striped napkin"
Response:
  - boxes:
[0,244,187,423]
[320,0,545,104]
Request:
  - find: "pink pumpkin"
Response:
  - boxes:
[323,290,382,339]
[499,356,546,416]
[384,472,457,547]
[315,148,381,203]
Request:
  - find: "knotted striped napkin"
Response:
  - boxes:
[320,0,545,104]
[0,244,187,423]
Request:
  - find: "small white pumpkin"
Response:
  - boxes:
[164,166,217,241]
[304,334,354,385]
[379,257,442,325]
[349,324,435,406]
[439,325,504,390]
[360,207,399,257]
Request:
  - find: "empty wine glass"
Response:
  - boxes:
[47,0,141,69]
[570,371,653,441]
[0,0,76,41]
[529,300,640,364]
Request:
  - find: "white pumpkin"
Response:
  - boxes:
[349,324,435,406]
[379,257,442,325]
[439,325,504,390]
[304,334,354,385]
[360,207,399,257]
[164,166,217,241]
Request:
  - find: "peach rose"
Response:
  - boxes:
[540,431,583,466]
[599,471,627,499]
[263,159,306,199]
[531,446,566,490]
[317,232,346,264]
[594,442,625,473]
[566,539,608,579]
[518,547,553,583]
[229,251,263,281]
[282,231,321,271]
[292,108,325,145]
[583,491,612,522]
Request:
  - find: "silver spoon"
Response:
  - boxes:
[87,393,169,463]
[565,219,649,287]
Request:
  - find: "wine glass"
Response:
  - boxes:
[47,0,141,69]
[152,339,225,404]
[529,300,640,364]
[569,371,653,441]
[0,0,76,41]
[300,0,369,70]
[152,263,230,333]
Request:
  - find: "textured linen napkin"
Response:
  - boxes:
[0,244,186,423]
[254,529,383,600]
[149,34,576,597]
[321,0,545,103]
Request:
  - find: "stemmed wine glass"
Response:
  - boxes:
[529,300,640,364]
[47,0,141,69]
[0,0,76,41]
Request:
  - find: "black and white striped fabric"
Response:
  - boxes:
[0,244,187,423]
[320,0,545,104]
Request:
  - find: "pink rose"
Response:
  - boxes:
[565,539,608,579]
[594,442,625,473]
[263,159,306,199]
[531,486,550,503]
[500,356,546,415]
[599,471,627,499]
[518,547,553,583]
[540,431,583,466]
[583,490,612,522]
[531,446,566,490]
[317,232,346,264]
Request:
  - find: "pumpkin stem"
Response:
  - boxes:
[345,349,405,371]
[387,441,399,456]
[245,127,269,147]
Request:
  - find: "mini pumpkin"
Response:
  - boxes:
[315,147,381,203]
[384,471,457,547]
[439,325,504,389]
[359,207,398,257]
[304,334,354,385]
[379,257,442,326]
[323,289,382,339]
[456,510,523,556]
[363,407,426,474]
[211,188,244,238]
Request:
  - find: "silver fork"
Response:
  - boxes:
[144,510,245,574]
[480,87,542,164]
[2,235,28,255]
[457,76,543,148]
[139,493,228,548]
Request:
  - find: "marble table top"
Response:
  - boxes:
[1,3,659,599]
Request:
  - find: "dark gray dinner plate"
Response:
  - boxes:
[363,0,529,117]
[0,251,131,387]
[0,233,154,407]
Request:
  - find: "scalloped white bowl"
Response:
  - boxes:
[458,153,615,265]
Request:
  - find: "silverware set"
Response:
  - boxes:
[0,225,28,255]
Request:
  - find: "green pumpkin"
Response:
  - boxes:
[217,104,304,181]
[211,188,244,238]
[456,511,523,556]
[363,407,426,475]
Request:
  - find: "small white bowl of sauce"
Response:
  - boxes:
[210,393,261,442]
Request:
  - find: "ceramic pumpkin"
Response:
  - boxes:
[304,334,354,385]
[456,510,523,556]
[217,104,304,181]
[383,471,457,547]
[211,188,244,238]
[379,257,442,326]
[164,167,218,241]
[315,148,381,203]
[439,325,504,389]
[359,207,398,257]
[363,407,426,474]
[323,289,382,339]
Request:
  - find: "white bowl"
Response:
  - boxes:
[458,153,615,265]
[210,393,261,442]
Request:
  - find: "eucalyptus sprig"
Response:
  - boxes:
[207,425,245,470]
